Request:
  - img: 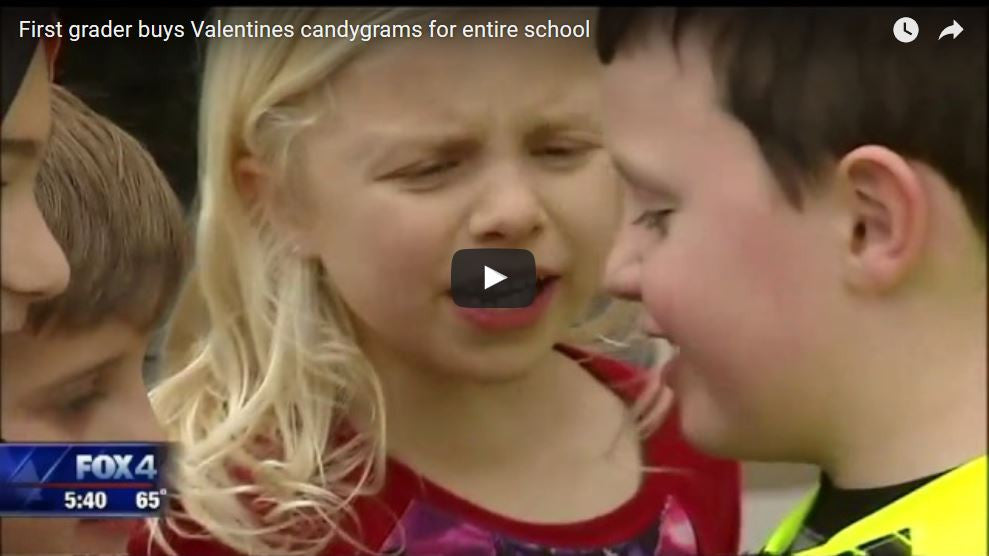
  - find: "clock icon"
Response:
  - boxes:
[894,17,919,43]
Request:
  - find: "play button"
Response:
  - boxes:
[451,249,536,308]
[484,266,507,289]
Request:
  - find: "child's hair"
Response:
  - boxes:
[27,84,189,333]
[150,8,660,556]
[597,7,987,240]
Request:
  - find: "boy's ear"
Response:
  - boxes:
[234,156,313,256]
[836,145,929,292]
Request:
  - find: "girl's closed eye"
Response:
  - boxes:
[535,140,595,157]
[402,159,460,179]
[633,208,675,237]
[377,158,462,190]
[532,137,600,169]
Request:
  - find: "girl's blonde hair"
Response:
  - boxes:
[150,8,665,556]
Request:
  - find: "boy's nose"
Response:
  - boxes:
[1,195,71,301]
[603,227,643,301]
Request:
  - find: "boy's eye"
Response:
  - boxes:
[633,208,675,237]
[143,352,159,375]
[47,371,110,420]
[57,389,108,417]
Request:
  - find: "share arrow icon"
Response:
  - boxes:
[939,20,963,40]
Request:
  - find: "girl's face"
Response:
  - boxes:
[282,34,619,380]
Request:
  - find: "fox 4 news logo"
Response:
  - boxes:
[75,454,157,481]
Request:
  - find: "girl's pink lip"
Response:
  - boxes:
[535,268,560,280]
[453,278,558,331]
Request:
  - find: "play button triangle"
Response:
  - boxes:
[484,266,507,290]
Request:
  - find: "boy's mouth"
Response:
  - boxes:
[639,314,667,339]
[639,317,684,382]
[658,343,685,387]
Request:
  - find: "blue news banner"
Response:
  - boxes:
[0,443,169,517]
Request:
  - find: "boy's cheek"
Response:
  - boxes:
[637,233,721,329]
[2,517,130,555]
[0,413,77,443]
[90,381,166,443]
[1,517,79,554]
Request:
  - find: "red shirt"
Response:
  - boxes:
[129,347,741,555]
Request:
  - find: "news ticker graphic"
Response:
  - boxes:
[0,443,169,517]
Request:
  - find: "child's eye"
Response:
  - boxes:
[56,389,108,418]
[410,160,459,178]
[143,353,160,376]
[385,159,459,181]
[536,145,577,157]
[633,208,675,237]
[533,141,596,160]
[47,371,110,420]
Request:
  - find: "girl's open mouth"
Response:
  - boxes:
[452,276,560,331]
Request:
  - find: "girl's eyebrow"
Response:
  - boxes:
[525,118,602,143]
[359,127,482,167]
[529,108,600,128]
[368,131,478,153]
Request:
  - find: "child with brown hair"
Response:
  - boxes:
[1,7,69,333]
[1,84,190,555]
[599,7,986,555]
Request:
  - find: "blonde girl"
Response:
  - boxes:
[131,7,740,556]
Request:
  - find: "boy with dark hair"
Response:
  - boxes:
[598,7,985,555]
[1,84,189,555]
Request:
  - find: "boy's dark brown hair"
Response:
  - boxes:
[596,7,986,238]
[27,85,190,333]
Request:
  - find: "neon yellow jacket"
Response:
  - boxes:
[764,454,987,556]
